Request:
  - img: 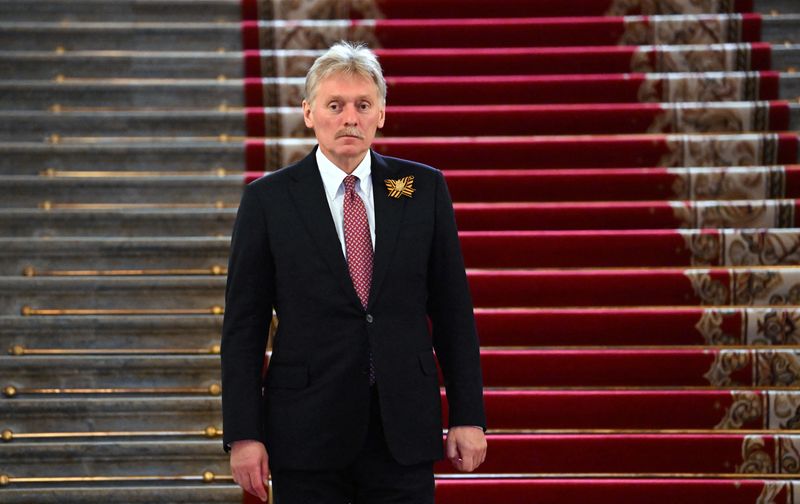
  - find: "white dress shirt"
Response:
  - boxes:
[316,147,376,260]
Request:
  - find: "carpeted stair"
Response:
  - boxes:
[2,0,800,502]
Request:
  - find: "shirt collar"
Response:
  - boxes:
[316,147,372,201]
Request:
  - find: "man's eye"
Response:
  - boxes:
[359,103,370,111]
[328,103,340,111]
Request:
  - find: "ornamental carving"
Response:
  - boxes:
[275,52,318,78]
[620,19,651,45]
[769,392,800,429]
[606,0,735,15]
[269,0,384,20]
[715,391,762,429]
[674,102,767,134]
[696,201,774,229]
[733,270,784,305]
[651,72,759,103]
[695,308,739,344]
[686,270,729,305]
[659,134,776,168]
[778,437,800,474]
[678,230,721,266]
[651,44,747,73]
[755,351,800,387]
[272,22,350,50]
[757,481,793,504]
[763,281,800,306]
[260,78,304,108]
[703,350,750,386]
[728,229,800,267]
[737,436,773,474]
[668,167,773,201]
[647,15,740,46]
[752,309,800,346]
[670,201,695,228]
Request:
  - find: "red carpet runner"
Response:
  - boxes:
[239,0,800,502]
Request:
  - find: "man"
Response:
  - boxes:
[221,41,487,503]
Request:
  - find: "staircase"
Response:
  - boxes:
[2,0,800,502]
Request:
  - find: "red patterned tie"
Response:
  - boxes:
[343,175,373,309]
[343,175,375,384]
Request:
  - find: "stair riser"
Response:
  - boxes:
[0,179,243,208]
[1,77,798,111]
[2,107,798,141]
[0,55,243,80]
[0,487,240,504]
[0,1,240,23]
[0,27,241,52]
[3,350,798,389]
[0,115,247,142]
[0,83,244,111]
[0,316,223,350]
[1,357,220,389]
[0,281,225,316]
[1,442,228,477]
[4,436,798,476]
[3,48,799,80]
[5,18,800,52]
[2,0,800,23]
[0,242,230,275]
[0,212,236,237]
[1,397,222,433]
[0,145,243,172]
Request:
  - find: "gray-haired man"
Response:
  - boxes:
[221,41,487,503]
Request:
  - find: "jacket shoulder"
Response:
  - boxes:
[246,160,306,196]
[379,154,442,183]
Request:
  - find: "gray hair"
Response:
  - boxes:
[304,41,387,105]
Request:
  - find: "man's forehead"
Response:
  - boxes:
[316,72,379,96]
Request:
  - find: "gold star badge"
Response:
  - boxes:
[384,175,415,199]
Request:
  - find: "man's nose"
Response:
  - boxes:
[342,104,359,125]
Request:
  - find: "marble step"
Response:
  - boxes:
[1,355,220,389]
[0,51,244,80]
[0,80,246,111]
[1,440,229,477]
[0,142,244,174]
[0,236,230,274]
[0,0,241,23]
[3,103,800,142]
[0,209,236,237]
[0,315,223,350]
[0,23,242,52]
[0,485,241,504]
[3,45,800,80]
[2,74,800,112]
[0,176,243,208]
[0,111,248,142]
[2,15,800,52]
[0,0,797,22]
[0,276,226,315]
[1,395,221,433]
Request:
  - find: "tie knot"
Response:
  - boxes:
[344,175,358,194]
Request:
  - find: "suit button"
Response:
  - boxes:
[366,314,374,323]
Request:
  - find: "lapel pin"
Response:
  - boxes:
[384,175,415,199]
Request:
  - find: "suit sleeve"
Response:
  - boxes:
[426,169,487,431]
[220,183,276,452]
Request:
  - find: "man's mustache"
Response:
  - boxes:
[335,128,364,139]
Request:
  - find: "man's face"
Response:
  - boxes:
[302,72,385,171]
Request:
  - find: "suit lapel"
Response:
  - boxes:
[288,149,363,309]
[288,148,407,312]
[368,151,407,310]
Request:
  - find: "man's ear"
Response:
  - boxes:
[302,100,314,128]
[377,105,385,129]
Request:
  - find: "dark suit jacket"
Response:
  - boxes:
[220,147,486,470]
